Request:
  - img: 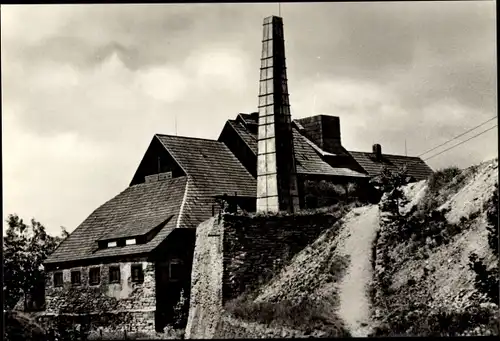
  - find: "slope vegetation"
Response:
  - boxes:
[221,205,379,338]
[371,158,499,337]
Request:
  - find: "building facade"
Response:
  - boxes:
[42,15,433,333]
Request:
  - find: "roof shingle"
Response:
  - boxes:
[348,151,433,181]
[156,134,256,197]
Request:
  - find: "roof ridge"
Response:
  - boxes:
[176,176,191,229]
[296,131,337,157]
[348,150,423,159]
[155,133,220,143]
[129,175,187,188]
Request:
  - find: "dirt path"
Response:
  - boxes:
[337,205,379,337]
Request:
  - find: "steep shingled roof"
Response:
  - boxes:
[293,130,368,178]
[45,134,258,266]
[348,151,433,181]
[227,119,258,154]
[225,118,368,179]
[155,134,257,228]
[44,176,188,265]
[225,114,433,181]
[156,134,256,197]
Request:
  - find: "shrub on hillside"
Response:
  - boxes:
[421,165,480,212]
[468,253,499,305]
[371,304,499,337]
[373,165,411,217]
[427,166,462,194]
[484,182,499,256]
[225,296,350,337]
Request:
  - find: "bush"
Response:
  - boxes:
[225,297,350,337]
[469,253,499,304]
[372,304,499,337]
[4,311,47,341]
[172,289,188,329]
[484,182,499,255]
[374,165,411,217]
[427,166,462,194]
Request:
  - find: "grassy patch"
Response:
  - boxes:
[230,200,364,219]
[371,304,499,337]
[87,327,184,340]
[225,297,350,337]
[427,166,462,194]
[421,164,479,212]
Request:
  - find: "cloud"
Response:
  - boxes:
[1,3,496,234]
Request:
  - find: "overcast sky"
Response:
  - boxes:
[2,2,497,236]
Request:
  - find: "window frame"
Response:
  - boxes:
[89,267,101,286]
[109,266,121,284]
[169,259,183,282]
[54,272,64,287]
[70,270,81,286]
[131,264,144,283]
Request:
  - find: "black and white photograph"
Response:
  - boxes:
[2,1,498,340]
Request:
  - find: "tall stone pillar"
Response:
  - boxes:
[256,16,300,213]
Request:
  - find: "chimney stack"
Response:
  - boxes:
[256,16,300,213]
[372,144,382,160]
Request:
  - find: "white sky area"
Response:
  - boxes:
[1,3,497,236]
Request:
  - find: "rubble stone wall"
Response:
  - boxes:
[44,261,156,332]
[221,211,341,301]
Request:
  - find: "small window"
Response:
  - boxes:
[109,266,120,284]
[131,264,144,283]
[126,238,136,245]
[54,272,63,287]
[71,270,81,285]
[169,260,183,282]
[89,267,100,285]
[107,241,117,248]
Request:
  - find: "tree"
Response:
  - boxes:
[3,214,68,311]
[373,165,411,217]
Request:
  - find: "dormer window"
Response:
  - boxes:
[97,215,174,250]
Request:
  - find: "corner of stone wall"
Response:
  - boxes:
[185,216,224,339]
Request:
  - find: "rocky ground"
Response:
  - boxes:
[371,158,499,336]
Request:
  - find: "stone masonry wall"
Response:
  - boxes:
[185,217,223,339]
[222,211,341,301]
[43,261,156,332]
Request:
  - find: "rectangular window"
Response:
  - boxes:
[169,260,183,282]
[125,238,136,245]
[54,272,63,287]
[131,264,144,283]
[109,266,120,284]
[71,270,81,285]
[107,241,117,248]
[89,267,100,285]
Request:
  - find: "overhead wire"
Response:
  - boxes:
[417,115,497,157]
[423,124,497,161]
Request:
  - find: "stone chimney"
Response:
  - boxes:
[295,115,343,154]
[256,16,300,213]
[372,143,382,160]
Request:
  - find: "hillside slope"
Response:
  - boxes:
[192,158,498,338]
[371,158,499,336]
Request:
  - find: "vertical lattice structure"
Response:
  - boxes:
[256,16,300,213]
